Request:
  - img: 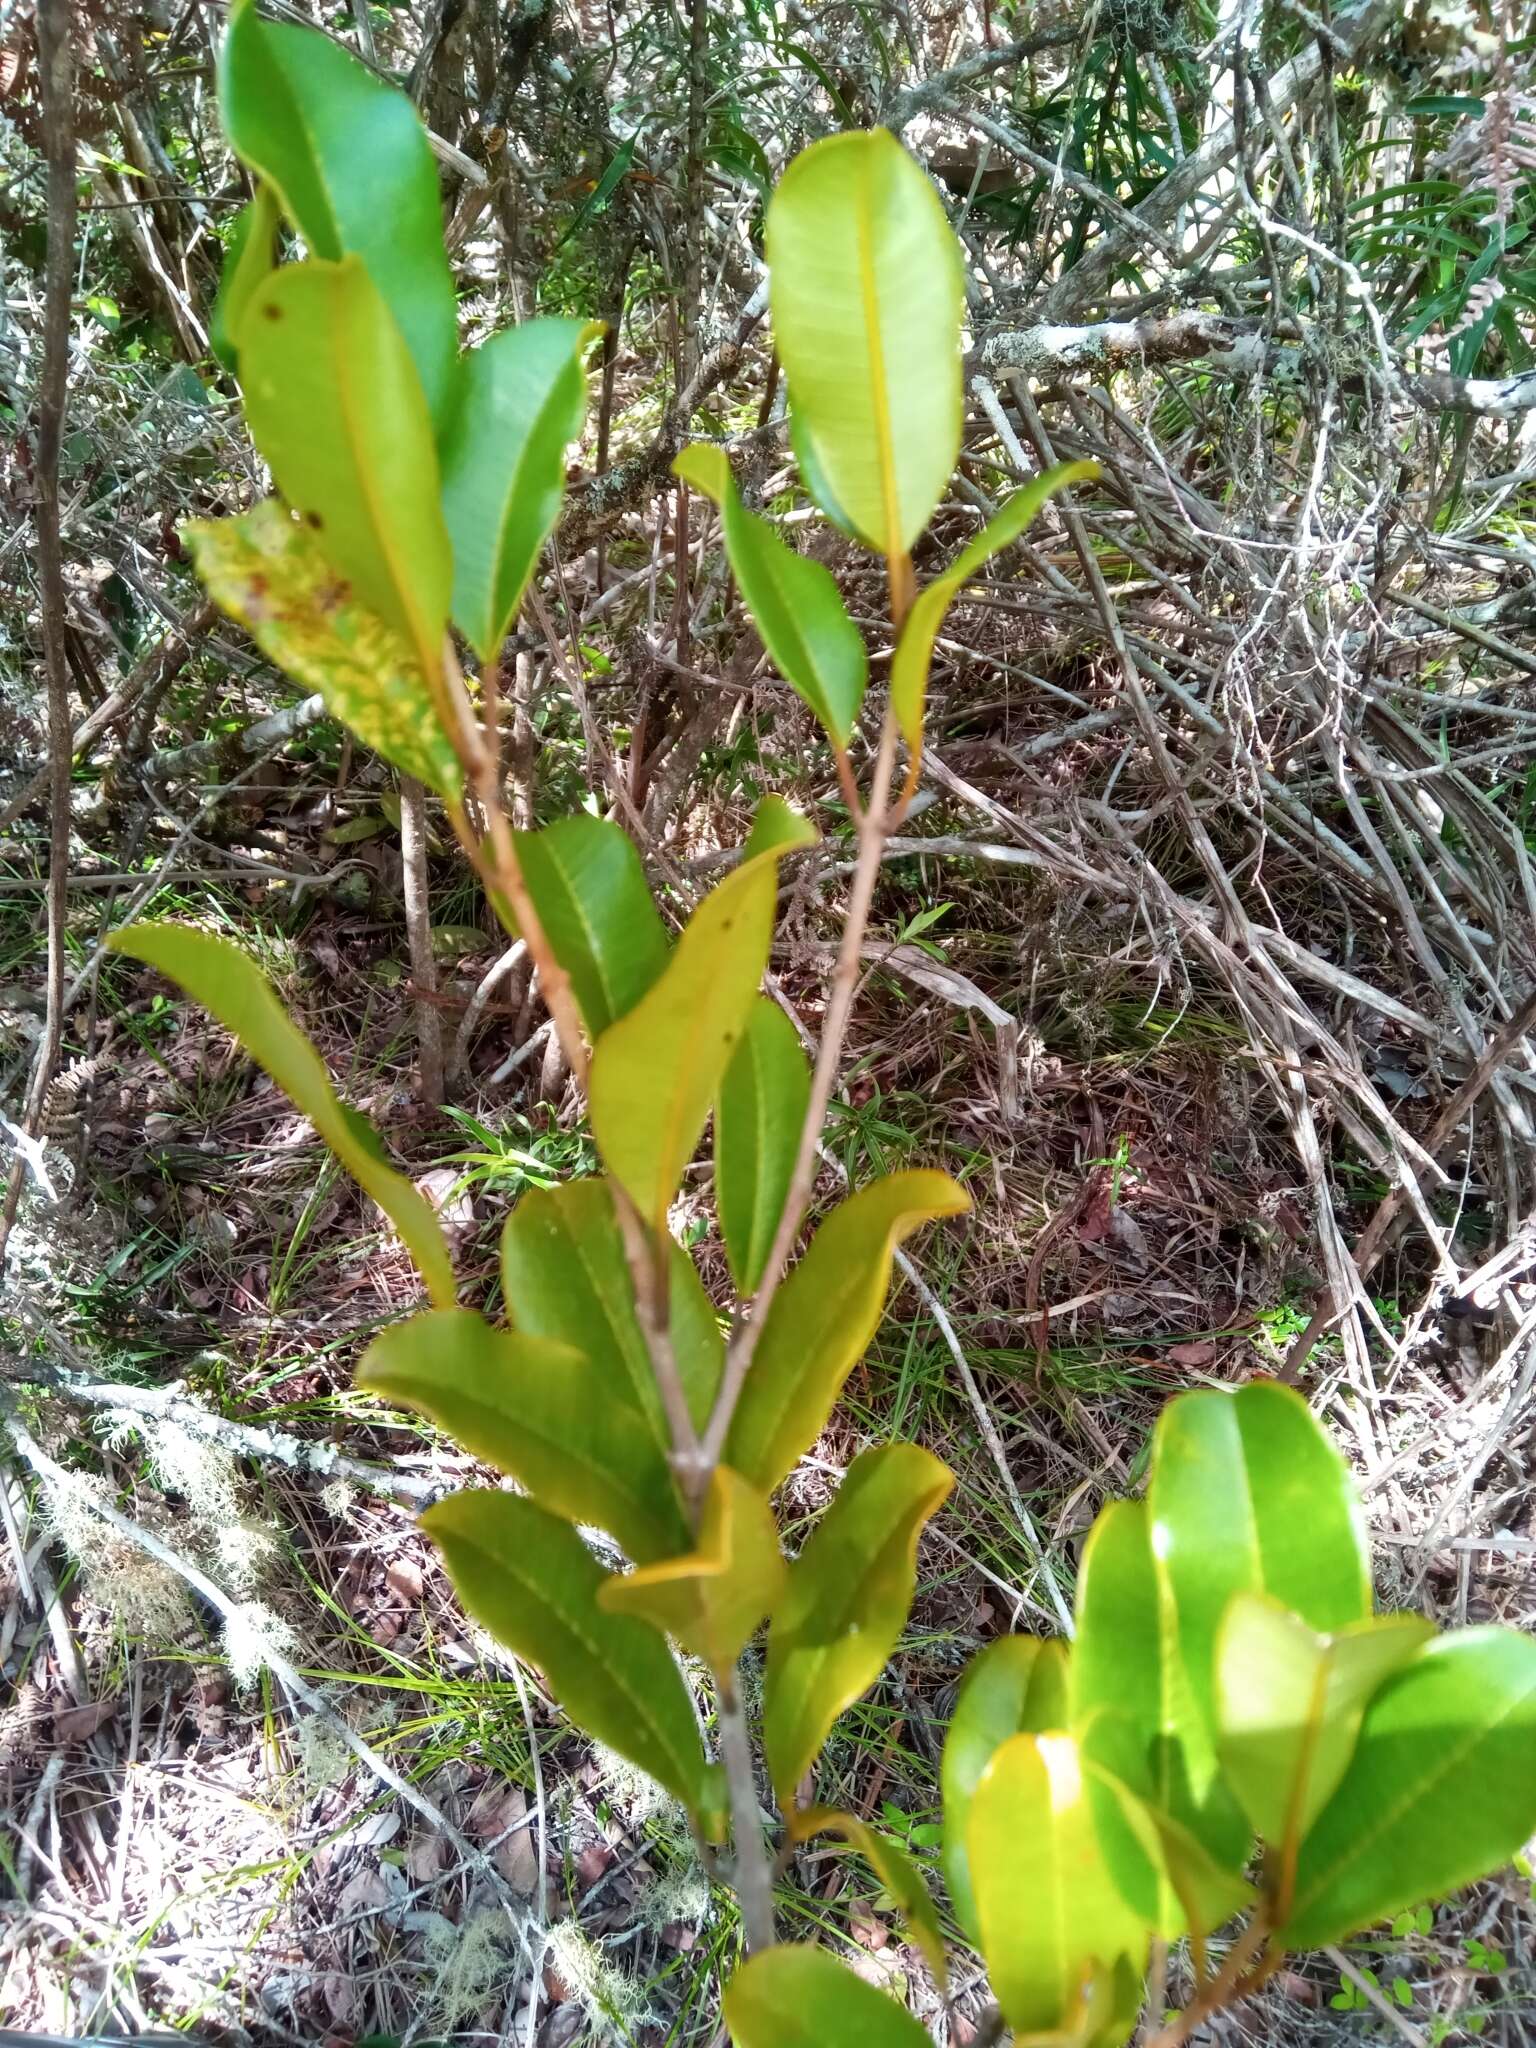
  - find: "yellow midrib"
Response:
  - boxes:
[854,150,903,565]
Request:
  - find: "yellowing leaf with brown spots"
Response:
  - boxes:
[185,498,462,797]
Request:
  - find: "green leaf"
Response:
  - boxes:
[725,1944,931,2048]
[673,442,868,746]
[513,814,670,1039]
[1282,1628,1536,1946]
[422,1489,715,1822]
[106,924,454,1306]
[239,257,452,681]
[968,1731,1148,2043]
[598,1464,783,1669]
[763,1443,951,1805]
[588,798,815,1229]
[942,1636,1069,1944]
[210,183,279,372]
[796,1806,948,1987]
[1071,1498,1250,1900]
[889,463,1096,753]
[715,997,811,1295]
[500,1178,722,1435]
[726,1170,970,1491]
[442,317,598,661]
[220,0,457,427]
[358,1308,688,1564]
[183,501,461,797]
[1215,1593,1434,1852]
[766,130,964,559]
[1148,1382,1370,1760]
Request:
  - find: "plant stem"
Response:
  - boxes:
[698,707,900,1467]
[717,1665,777,1953]
[399,774,445,1108]
[1144,1916,1274,2048]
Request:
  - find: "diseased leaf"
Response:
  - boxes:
[726,1170,970,1491]
[184,501,461,797]
[106,924,454,1306]
[500,1178,722,1434]
[358,1308,688,1563]
[674,442,868,745]
[514,815,670,1039]
[239,257,452,681]
[715,997,811,1296]
[442,318,598,660]
[598,1465,783,1669]
[588,798,816,1229]
[220,0,457,426]
[1215,1593,1433,1852]
[968,1731,1148,2044]
[725,1943,932,2048]
[796,1807,948,1987]
[423,1490,715,1823]
[942,1636,1069,1944]
[1282,1627,1536,1946]
[210,183,279,372]
[889,463,1096,753]
[763,1444,952,1805]
[1071,1498,1250,1905]
[766,129,964,558]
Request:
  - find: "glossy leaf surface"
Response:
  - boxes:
[184,501,461,797]
[968,1730,1148,2041]
[423,1490,712,1819]
[107,924,455,1307]
[726,1170,969,1490]
[442,318,597,659]
[239,257,452,679]
[766,129,963,557]
[889,462,1096,751]
[358,1308,688,1563]
[500,1178,722,1434]
[764,1444,951,1804]
[942,1636,1069,1943]
[725,1944,931,2048]
[796,1807,947,1987]
[1215,1593,1433,1850]
[1282,1627,1536,1945]
[598,1464,783,1669]
[589,797,815,1229]
[715,997,811,1295]
[514,814,671,1038]
[220,0,457,425]
[674,442,867,745]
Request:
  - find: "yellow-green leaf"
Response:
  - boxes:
[763,1443,952,1806]
[725,1944,931,2048]
[674,442,867,746]
[500,1178,722,1434]
[442,318,599,661]
[358,1308,689,1564]
[220,0,457,427]
[210,182,279,373]
[514,814,670,1039]
[184,501,461,797]
[796,1807,948,1987]
[239,256,451,681]
[598,1465,783,1669]
[942,1636,1069,1944]
[106,923,454,1306]
[889,463,1096,753]
[766,130,964,559]
[968,1731,1149,2044]
[588,798,815,1229]
[726,1170,970,1491]
[423,1489,715,1822]
[715,997,811,1296]
[1215,1594,1435,1852]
